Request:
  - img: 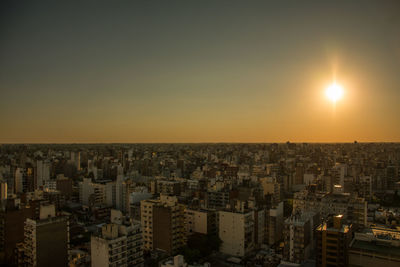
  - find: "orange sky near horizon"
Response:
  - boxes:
[1,1,399,143]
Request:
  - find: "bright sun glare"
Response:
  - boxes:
[325,83,344,103]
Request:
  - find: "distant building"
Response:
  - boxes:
[71,151,81,171]
[79,178,105,206]
[0,181,7,200]
[259,177,281,204]
[56,175,73,199]
[293,190,367,227]
[205,190,230,209]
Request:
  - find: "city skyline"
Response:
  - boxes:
[1,1,400,143]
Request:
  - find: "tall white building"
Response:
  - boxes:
[333,163,346,187]
[35,160,50,190]
[71,151,81,171]
[105,177,133,214]
[15,168,23,194]
[79,178,105,206]
[219,210,255,257]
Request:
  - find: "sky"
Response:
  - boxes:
[1,0,400,143]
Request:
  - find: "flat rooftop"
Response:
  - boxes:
[350,239,400,257]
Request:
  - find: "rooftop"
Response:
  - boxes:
[350,239,400,257]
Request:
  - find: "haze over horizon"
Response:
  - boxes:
[1,0,400,143]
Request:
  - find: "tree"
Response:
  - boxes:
[179,246,201,264]
[186,233,222,257]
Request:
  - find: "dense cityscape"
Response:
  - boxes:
[0,143,399,266]
[2,1,400,266]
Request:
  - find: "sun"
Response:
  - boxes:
[325,82,344,103]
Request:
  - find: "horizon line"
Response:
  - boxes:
[1,141,400,145]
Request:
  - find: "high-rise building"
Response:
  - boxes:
[36,160,43,190]
[0,198,35,265]
[56,175,73,199]
[23,204,69,267]
[259,177,281,204]
[218,210,255,257]
[71,151,81,171]
[79,178,105,206]
[35,160,50,190]
[0,181,7,200]
[23,165,35,193]
[332,163,346,188]
[14,168,23,194]
[140,195,186,254]
[185,208,217,236]
[266,202,284,245]
[316,215,353,267]
[105,177,133,215]
[91,211,144,267]
[283,211,319,264]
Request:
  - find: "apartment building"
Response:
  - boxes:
[140,195,186,254]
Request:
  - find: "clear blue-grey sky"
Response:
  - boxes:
[1,0,400,143]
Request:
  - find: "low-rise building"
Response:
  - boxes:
[349,226,400,267]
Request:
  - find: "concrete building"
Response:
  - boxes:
[253,208,266,247]
[56,175,73,199]
[140,195,186,254]
[348,227,400,267]
[35,160,50,190]
[79,178,105,206]
[160,254,210,267]
[316,215,353,267]
[205,190,230,209]
[152,180,182,196]
[283,211,319,264]
[105,177,134,215]
[0,198,35,265]
[15,168,23,194]
[333,163,346,188]
[185,208,217,236]
[219,210,255,257]
[23,205,69,267]
[293,190,367,227]
[266,202,284,245]
[91,217,144,267]
[71,151,81,171]
[0,181,7,200]
[259,177,281,204]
